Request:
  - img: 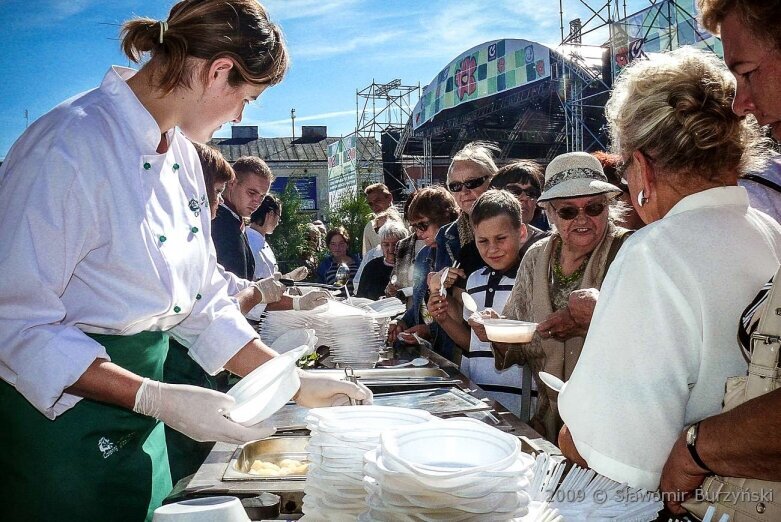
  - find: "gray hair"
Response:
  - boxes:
[606,47,768,182]
[378,220,409,242]
[447,141,500,182]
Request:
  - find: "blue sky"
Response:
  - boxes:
[0,0,655,158]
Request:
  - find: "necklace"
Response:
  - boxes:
[551,241,589,286]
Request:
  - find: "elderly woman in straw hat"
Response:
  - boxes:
[557,47,781,492]
[487,151,632,442]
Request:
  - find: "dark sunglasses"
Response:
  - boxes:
[410,220,431,232]
[550,202,606,220]
[505,186,541,199]
[447,175,489,193]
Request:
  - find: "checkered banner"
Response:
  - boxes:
[412,39,551,130]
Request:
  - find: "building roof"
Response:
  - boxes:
[209,136,379,163]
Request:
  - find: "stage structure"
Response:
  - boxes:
[397,0,722,180]
[354,80,419,199]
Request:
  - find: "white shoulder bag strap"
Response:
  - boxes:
[746,266,781,400]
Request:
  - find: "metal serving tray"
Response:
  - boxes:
[223,436,309,482]
[307,367,449,379]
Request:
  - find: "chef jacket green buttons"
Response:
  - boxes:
[196,294,202,300]
[159,235,167,243]
[173,306,181,313]
[173,163,180,171]
[143,162,151,170]
[191,226,199,234]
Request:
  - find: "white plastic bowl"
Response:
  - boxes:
[152,496,249,522]
[308,406,434,433]
[364,447,528,491]
[270,328,316,354]
[483,319,537,343]
[380,418,520,478]
[227,354,300,426]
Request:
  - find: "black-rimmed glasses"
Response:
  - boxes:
[550,202,606,220]
[410,220,431,232]
[447,175,489,193]
[505,186,541,199]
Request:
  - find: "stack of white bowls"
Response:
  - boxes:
[362,418,534,521]
[259,300,385,368]
[301,406,434,521]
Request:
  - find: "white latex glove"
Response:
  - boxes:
[282,266,309,282]
[133,379,276,443]
[292,289,330,311]
[294,370,373,408]
[254,273,285,303]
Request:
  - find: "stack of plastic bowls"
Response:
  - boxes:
[362,418,534,521]
[301,406,434,521]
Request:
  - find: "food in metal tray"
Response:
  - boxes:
[248,457,308,477]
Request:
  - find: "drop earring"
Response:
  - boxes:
[637,189,648,207]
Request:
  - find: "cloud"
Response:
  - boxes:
[293,29,406,59]
[261,110,356,126]
[5,0,97,29]
[264,0,362,21]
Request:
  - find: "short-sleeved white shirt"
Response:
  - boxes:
[558,186,781,490]
[0,67,257,418]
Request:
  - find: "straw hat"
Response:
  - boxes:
[538,152,622,202]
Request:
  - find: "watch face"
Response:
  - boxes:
[686,424,697,446]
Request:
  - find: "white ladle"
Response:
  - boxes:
[383,357,429,369]
[539,371,567,394]
[462,292,478,314]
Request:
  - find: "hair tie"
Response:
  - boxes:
[158,20,168,44]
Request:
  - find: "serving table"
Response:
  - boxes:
[167,347,549,520]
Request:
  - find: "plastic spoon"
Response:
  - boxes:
[383,357,429,369]
[462,292,478,313]
[439,268,449,297]
[539,371,567,393]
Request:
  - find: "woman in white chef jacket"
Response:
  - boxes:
[0,2,368,521]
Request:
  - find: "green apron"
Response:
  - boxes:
[163,339,216,485]
[0,331,172,522]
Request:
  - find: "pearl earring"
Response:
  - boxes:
[637,189,648,207]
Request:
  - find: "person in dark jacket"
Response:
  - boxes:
[356,220,409,300]
[212,156,273,280]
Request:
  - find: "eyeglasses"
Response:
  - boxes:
[410,220,431,232]
[505,186,541,199]
[447,175,489,193]
[550,202,606,220]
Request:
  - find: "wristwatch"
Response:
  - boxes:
[685,422,712,473]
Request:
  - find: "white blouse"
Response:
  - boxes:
[558,187,781,490]
[0,67,258,419]
[246,227,277,280]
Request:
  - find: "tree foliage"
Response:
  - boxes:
[325,189,373,256]
[268,181,311,273]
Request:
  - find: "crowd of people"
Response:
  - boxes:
[1,0,780,519]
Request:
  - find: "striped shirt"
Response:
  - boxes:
[461,264,537,416]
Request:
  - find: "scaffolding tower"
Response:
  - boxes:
[558,0,720,154]
[355,80,420,190]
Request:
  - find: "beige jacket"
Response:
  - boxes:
[498,223,630,441]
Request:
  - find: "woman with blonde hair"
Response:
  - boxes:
[558,46,781,491]
[0,1,367,519]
